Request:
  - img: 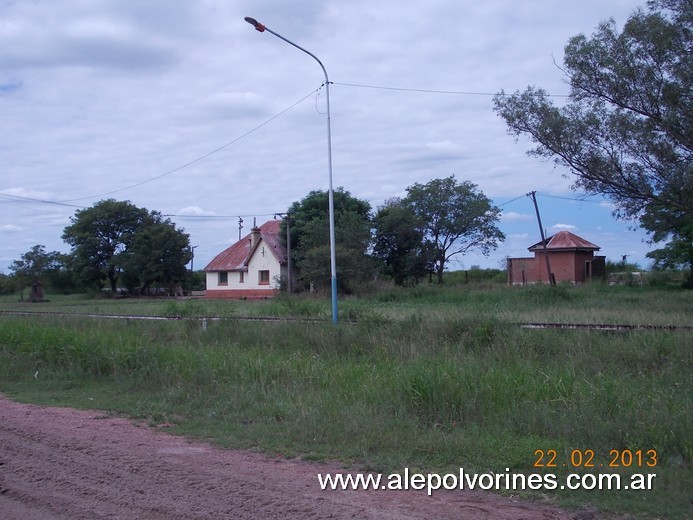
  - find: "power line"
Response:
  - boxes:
[497,194,527,207]
[164,212,278,219]
[333,82,570,98]
[536,192,611,204]
[0,193,84,209]
[56,86,323,203]
[6,81,572,208]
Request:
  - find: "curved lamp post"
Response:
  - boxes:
[244,16,338,325]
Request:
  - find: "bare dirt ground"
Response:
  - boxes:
[0,395,574,519]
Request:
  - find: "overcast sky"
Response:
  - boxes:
[1,0,653,274]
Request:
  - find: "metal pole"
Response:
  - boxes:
[528,191,555,286]
[275,213,292,294]
[286,216,292,294]
[244,17,338,324]
[190,245,197,273]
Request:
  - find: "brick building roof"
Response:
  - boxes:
[203,220,287,272]
[528,231,600,252]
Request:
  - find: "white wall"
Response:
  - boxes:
[206,237,283,292]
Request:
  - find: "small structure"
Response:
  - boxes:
[204,220,288,299]
[29,280,45,302]
[507,231,605,285]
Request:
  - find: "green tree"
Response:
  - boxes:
[120,221,192,294]
[9,245,66,295]
[62,199,191,292]
[402,176,504,285]
[0,273,14,295]
[285,188,374,293]
[372,198,435,285]
[493,0,692,286]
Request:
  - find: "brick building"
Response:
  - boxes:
[507,231,605,285]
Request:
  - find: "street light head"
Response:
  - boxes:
[244,17,266,32]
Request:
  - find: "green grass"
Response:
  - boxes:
[0,284,691,518]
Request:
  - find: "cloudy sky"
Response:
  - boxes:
[1,0,653,274]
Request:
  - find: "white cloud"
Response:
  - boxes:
[0,224,22,233]
[501,211,533,222]
[177,206,218,217]
[550,223,577,231]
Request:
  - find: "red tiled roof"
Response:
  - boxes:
[528,231,600,252]
[204,220,287,272]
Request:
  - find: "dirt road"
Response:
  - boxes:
[0,395,572,519]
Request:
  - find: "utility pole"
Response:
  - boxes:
[238,217,244,242]
[275,213,292,294]
[528,191,555,286]
[189,245,198,272]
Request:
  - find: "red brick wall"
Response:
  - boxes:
[205,289,279,300]
[508,251,596,284]
[548,251,576,283]
[508,257,545,284]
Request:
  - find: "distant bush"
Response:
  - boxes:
[443,267,506,285]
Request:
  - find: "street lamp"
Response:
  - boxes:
[244,16,338,324]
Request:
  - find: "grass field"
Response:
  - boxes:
[0,283,691,518]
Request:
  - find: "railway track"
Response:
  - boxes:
[1,310,691,331]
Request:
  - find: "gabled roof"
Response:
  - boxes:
[528,231,600,252]
[204,220,287,272]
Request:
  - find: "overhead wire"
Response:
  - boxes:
[0,192,84,209]
[333,82,571,98]
[5,80,574,210]
[56,86,323,203]
[163,212,278,219]
[496,194,528,208]
[536,192,611,204]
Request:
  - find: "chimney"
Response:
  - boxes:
[250,223,261,249]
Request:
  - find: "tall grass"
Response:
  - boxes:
[0,284,691,518]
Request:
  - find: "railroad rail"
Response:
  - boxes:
[1,310,691,332]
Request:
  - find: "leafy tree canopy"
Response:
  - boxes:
[8,244,74,294]
[372,198,435,286]
[401,176,505,285]
[285,188,374,292]
[62,199,191,292]
[493,0,692,285]
[9,244,63,282]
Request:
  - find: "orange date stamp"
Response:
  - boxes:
[533,449,658,469]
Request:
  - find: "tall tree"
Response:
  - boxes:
[402,176,505,285]
[9,245,65,294]
[62,199,191,292]
[285,188,374,293]
[120,221,192,294]
[63,200,150,291]
[493,0,692,285]
[372,198,435,285]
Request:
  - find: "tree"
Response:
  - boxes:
[400,176,505,285]
[10,244,62,279]
[120,221,192,294]
[9,244,65,295]
[372,198,435,285]
[493,0,692,286]
[285,188,374,293]
[62,199,191,292]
